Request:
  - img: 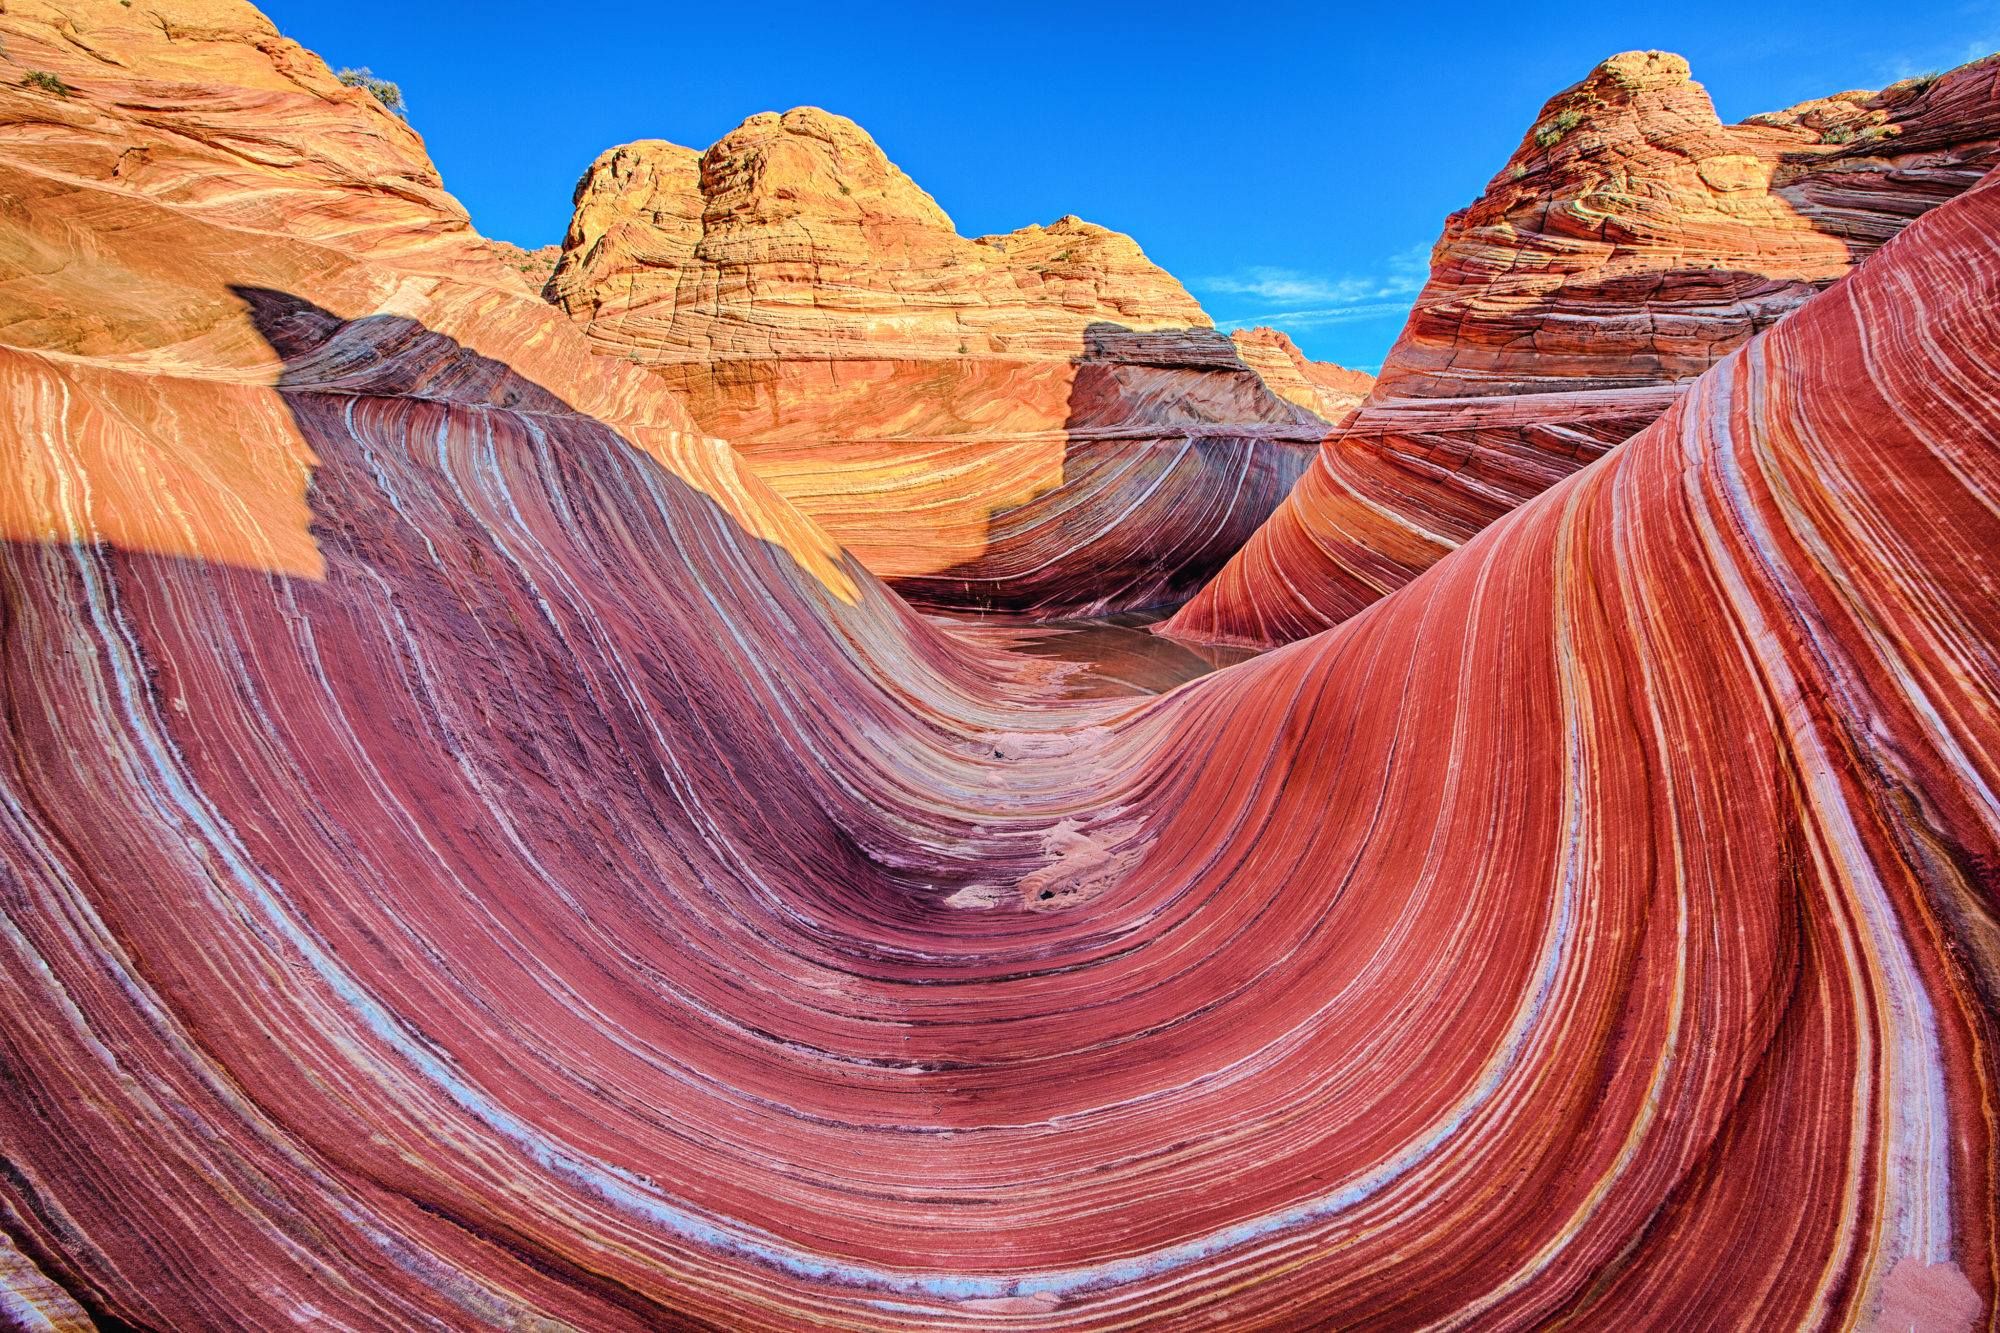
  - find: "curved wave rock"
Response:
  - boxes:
[1163,49,2000,649]
[4,5,2000,1330]
[544,113,1334,617]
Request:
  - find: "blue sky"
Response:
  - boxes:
[263,0,1997,371]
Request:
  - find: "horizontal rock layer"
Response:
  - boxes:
[546,111,1338,616]
[1164,49,2000,648]
[2,6,1999,1331]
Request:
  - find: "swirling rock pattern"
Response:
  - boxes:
[4,6,2000,1331]
[1164,49,2000,648]
[546,112,1329,616]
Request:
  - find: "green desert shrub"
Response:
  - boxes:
[1534,108,1583,150]
[21,70,72,98]
[336,67,406,118]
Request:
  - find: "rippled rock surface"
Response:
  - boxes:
[1165,49,2000,649]
[3,6,1999,1330]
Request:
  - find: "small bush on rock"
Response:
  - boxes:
[21,70,72,97]
[1534,108,1583,150]
[336,67,406,118]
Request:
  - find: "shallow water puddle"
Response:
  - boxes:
[927,606,1262,699]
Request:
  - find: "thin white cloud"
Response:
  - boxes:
[1196,268,1380,303]
[1384,242,1430,286]
[1882,40,1995,81]
[1195,244,1431,330]
[1197,243,1433,347]
[1215,301,1419,330]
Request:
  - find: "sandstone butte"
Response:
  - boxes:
[544,111,1362,617]
[1162,48,2000,649]
[4,3,2000,1332]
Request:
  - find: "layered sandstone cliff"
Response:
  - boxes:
[546,110,1327,615]
[491,239,562,290]
[1227,326,1373,422]
[1164,49,2000,648]
[547,113,1213,365]
[5,6,2000,1332]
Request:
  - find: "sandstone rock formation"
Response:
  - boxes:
[1227,326,1373,422]
[546,110,1327,615]
[0,0,846,598]
[491,239,562,290]
[1164,49,2000,648]
[4,6,2000,1331]
[548,113,1213,366]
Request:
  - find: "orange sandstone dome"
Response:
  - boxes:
[545,109,1334,616]
[547,108,1216,365]
[2,6,1999,1332]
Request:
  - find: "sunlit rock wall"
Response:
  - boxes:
[547,111,1329,616]
[1164,50,2000,648]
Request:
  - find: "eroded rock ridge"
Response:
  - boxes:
[1165,48,2000,647]
[545,109,1340,615]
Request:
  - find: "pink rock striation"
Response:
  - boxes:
[1227,326,1374,422]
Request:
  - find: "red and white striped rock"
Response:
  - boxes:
[2,6,1998,1331]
